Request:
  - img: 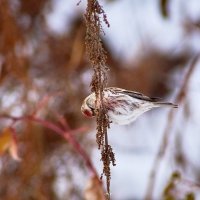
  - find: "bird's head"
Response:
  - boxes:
[81,96,95,118]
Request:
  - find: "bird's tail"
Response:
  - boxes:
[154,102,178,108]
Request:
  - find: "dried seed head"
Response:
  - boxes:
[84,0,115,198]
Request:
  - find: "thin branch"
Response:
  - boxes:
[144,54,200,200]
[181,178,200,190]
[0,114,98,178]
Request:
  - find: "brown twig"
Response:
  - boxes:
[0,114,98,178]
[144,54,200,200]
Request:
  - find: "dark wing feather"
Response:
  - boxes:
[107,87,161,102]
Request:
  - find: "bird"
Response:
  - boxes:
[81,87,178,125]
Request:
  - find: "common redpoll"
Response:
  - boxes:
[81,87,178,125]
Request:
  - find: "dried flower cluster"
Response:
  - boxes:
[84,0,115,198]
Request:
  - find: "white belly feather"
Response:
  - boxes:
[106,94,158,125]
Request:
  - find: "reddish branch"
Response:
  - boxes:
[181,178,200,190]
[145,54,200,200]
[0,114,98,178]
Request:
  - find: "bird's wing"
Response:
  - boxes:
[103,89,141,115]
[107,87,161,102]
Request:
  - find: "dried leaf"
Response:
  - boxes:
[9,137,21,161]
[84,177,105,200]
[0,127,21,161]
[163,171,181,199]
[160,0,169,18]
[185,192,195,200]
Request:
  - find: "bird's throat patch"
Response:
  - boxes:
[83,109,94,118]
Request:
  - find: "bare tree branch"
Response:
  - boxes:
[145,54,200,200]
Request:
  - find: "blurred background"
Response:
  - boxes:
[0,0,200,199]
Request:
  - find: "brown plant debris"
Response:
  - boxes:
[84,0,114,199]
[101,145,116,194]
